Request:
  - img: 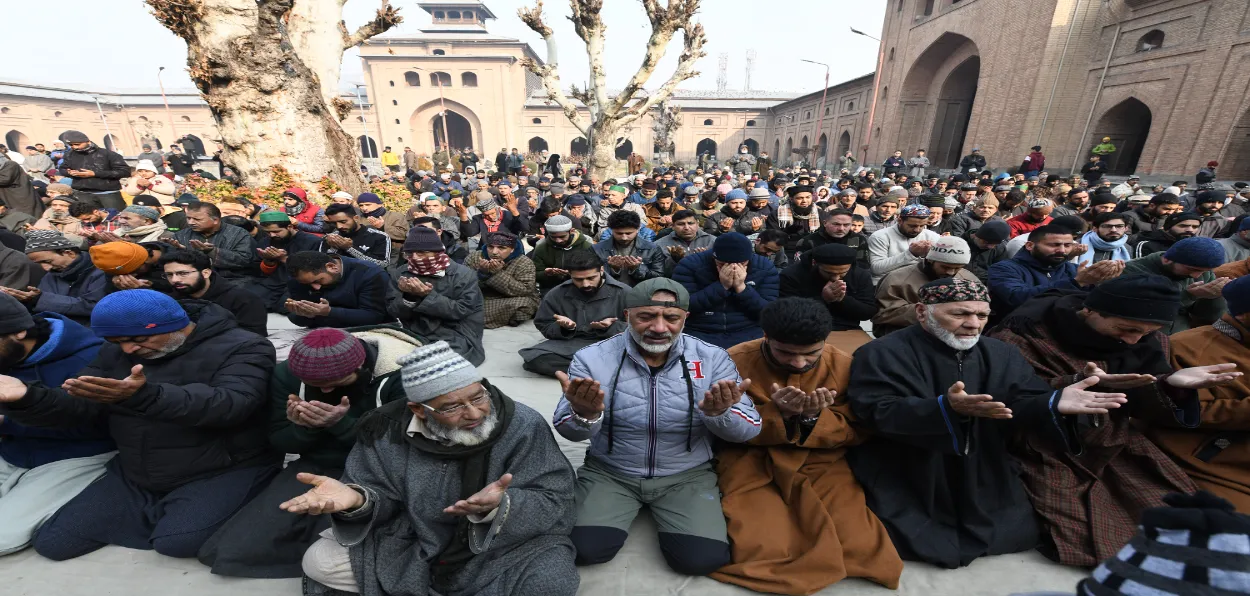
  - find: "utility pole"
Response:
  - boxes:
[801,59,830,169]
[157,67,179,143]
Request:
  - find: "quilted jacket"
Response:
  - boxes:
[672,249,779,343]
[553,332,761,478]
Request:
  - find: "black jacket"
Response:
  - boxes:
[1120,207,1157,235]
[1128,228,1177,258]
[778,253,877,331]
[198,278,268,336]
[1080,161,1106,183]
[959,154,986,174]
[0,301,280,492]
[57,145,130,192]
[962,230,1009,284]
[256,231,325,311]
[287,257,392,328]
[167,153,196,176]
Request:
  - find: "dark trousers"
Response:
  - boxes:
[33,458,278,561]
[521,353,572,378]
[199,460,339,578]
[72,190,125,211]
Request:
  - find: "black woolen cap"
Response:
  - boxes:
[0,292,34,335]
[810,244,857,265]
[1084,274,1181,324]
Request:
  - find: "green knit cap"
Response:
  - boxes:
[257,211,290,224]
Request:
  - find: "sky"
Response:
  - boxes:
[0,0,885,97]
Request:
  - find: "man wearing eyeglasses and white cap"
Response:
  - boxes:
[286,340,579,596]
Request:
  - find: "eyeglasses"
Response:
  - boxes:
[1098,224,1127,230]
[421,391,490,416]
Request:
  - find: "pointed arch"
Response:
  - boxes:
[1091,98,1152,175]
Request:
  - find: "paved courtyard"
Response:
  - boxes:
[0,317,1088,595]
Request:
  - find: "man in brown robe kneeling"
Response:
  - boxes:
[712,297,903,594]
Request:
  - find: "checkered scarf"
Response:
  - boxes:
[406,252,450,277]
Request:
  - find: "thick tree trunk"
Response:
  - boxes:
[151,0,366,195]
[586,122,620,181]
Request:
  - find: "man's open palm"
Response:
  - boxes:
[1167,363,1242,389]
[0,375,28,403]
[445,473,512,516]
[946,381,1011,419]
[556,371,604,419]
[279,473,362,515]
[1057,375,1127,415]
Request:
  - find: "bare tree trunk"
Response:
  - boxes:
[147,0,399,194]
[587,122,620,179]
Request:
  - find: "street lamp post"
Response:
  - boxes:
[353,84,371,158]
[851,27,883,168]
[435,74,451,157]
[157,67,179,145]
[90,96,116,153]
[801,59,830,170]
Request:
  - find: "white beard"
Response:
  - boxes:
[629,327,674,354]
[922,310,980,351]
[425,408,499,446]
[143,332,188,359]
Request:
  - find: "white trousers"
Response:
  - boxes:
[302,531,360,593]
[0,451,116,555]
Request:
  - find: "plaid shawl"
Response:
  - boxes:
[988,293,1199,566]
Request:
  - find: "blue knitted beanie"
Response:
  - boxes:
[725,189,748,201]
[1225,276,1250,316]
[1163,237,1225,269]
[91,289,191,338]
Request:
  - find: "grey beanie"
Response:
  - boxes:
[122,205,160,223]
[24,230,79,254]
[398,341,483,404]
[544,215,573,233]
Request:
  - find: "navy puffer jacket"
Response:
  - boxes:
[672,249,779,348]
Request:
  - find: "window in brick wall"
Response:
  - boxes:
[703,119,714,126]
[1137,30,1164,52]
[746,119,756,126]
[921,0,934,16]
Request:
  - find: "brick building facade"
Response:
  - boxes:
[866,0,1250,179]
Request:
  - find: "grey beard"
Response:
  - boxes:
[144,332,188,359]
[425,408,499,446]
[922,310,980,351]
[628,326,674,354]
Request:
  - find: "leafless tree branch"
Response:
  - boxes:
[343,3,402,50]
[519,1,589,135]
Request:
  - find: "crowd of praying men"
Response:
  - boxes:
[0,133,1249,596]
